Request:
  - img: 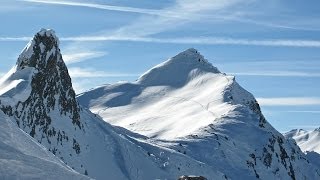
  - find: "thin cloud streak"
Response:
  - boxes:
[63,51,107,65]
[1,35,320,48]
[60,36,320,47]
[22,0,165,17]
[257,97,320,106]
[231,71,320,77]
[0,37,31,41]
[22,0,319,31]
[68,67,139,78]
[286,111,320,114]
[5,1,320,48]
[22,0,239,19]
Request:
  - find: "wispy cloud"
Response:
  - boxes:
[22,0,165,16]
[23,0,317,31]
[60,36,320,48]
[2,35,320,48]
[5,1,320,48]
[63,51,107,65]
[286,111,320,114]
[68,67,139,78]
[69,67,140,93]
[106,0,242,39]
[0,1,36,12]
[0,37,31,41]
[231,71,320,77]
[257,97,320,106]
[22,0,241,20]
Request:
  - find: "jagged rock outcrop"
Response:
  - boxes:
[1,29,83,157]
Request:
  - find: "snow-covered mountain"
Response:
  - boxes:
[0,110,88,179]
[78,48,320,179]
[1,29,226,180]
[0,28,319,179]
[284,128,320,169]
[285,128,320,153]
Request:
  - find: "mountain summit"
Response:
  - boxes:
[138,48,220,87]
[1,28,81,138]
[17,28,60,70]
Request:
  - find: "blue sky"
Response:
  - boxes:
[0,0,319,132]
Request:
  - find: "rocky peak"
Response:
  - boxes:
[170,48,217,69]
[1,28,82,146]
[17,28,61,71]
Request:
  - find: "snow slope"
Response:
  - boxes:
[78,48,320,179]
[0,110,88,180]
[78,48,251,140]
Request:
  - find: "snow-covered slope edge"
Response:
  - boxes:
[0,110,88,179]
[78,48,320,179]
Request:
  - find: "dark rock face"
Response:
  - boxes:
[247,100,267,128]
[17,29,81,126]
[246,134,300,180]
[178,175,207,180]
[1,29,83,155]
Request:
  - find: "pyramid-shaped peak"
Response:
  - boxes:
[172,48,206,63]
[17,28,62,70]
[181,48,199,54]
[137,48,220,87]
[38,28,57,37]
[33,28,59,47]
[4,28,82,131]
[165,48,219,71]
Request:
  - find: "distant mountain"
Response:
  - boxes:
[284,128,320,168]
[0,110,88,179]
[78,48,320,179]
[285,128,320,153]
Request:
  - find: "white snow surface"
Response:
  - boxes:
[78,48,253,140]
[285,128,320,153]
[0,65,34,106]
[0,111,89,180]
